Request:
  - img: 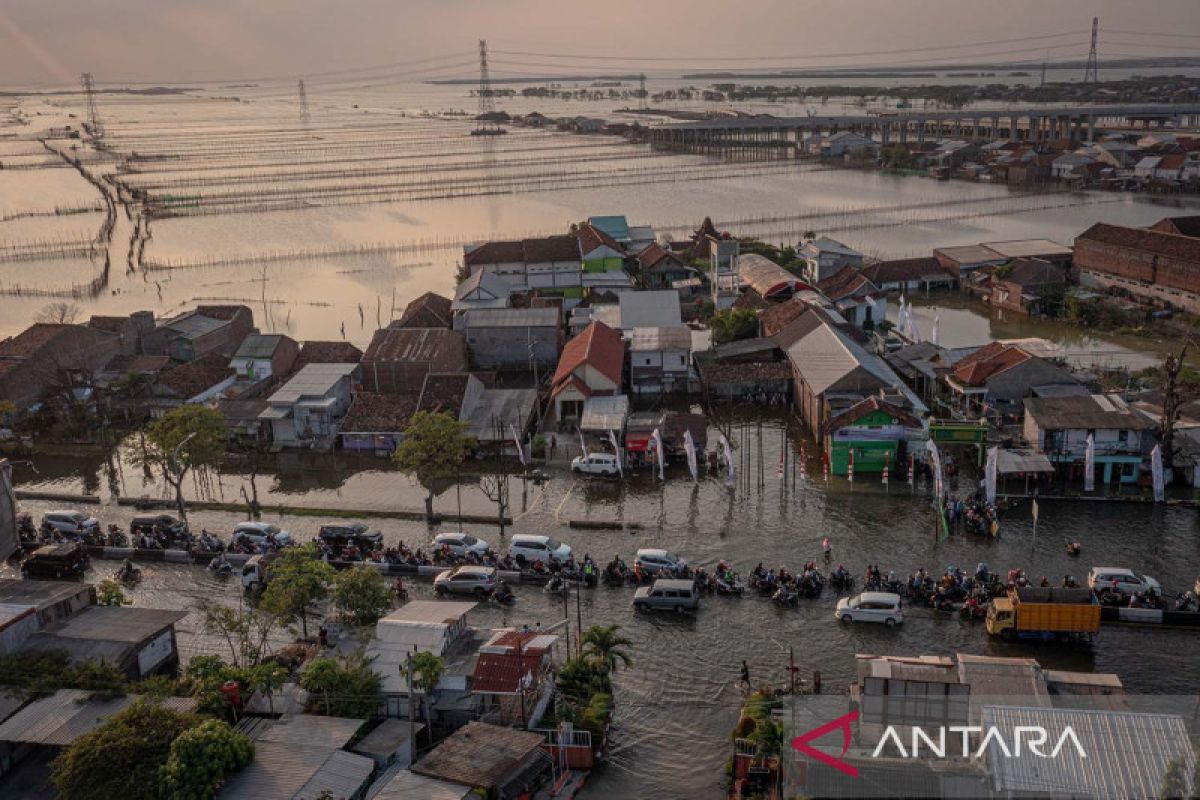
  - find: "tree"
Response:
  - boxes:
[160,719,254,800]
[411,651,444,742]
[709,308,759,345]
[333,564,393,628]
[392,411,475,520]
[1159,343,1194,478]
[96,578,131,607]
[300,652,382,718]
[129,405,227,521]
[1158,752,1198,799]
[202,603,278,669]
[35,301,80,324]
[51,699,201,800]
[581,624,633,673]
[260,544,336,639]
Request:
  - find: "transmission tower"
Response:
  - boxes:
[472,39,504,135]
[1083,17,1099,84]
[297,80,311,123]
[80,72,104,139]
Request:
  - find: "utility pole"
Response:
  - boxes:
[80,72,104,140]
[297,80,311,124]
[1083,17,1099,84]
[575,586,583,658]
[404,649,416,751]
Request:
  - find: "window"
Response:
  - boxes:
[1118,430,1128,443]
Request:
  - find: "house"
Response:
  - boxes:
[96,353,171,389]
[457,307,562,371]
[0,578,95,654]
[1023,393,1157,485]
[411,722,551,798]
[338,393,421,453]
[452,271,513,315]
[293,340,363,371]
[635,242,697,290]
[576,222,627,273]
[1051,152,1097,180]
[228,334,298,382]
[579,394,630,435]
[395,292,453,329]
[550,321,624,424]
[693,337,792,402]
[585,215,633,248]
[369,770,471,800]
[461,385,538,451]
[470,629,559,726]
[462,236,582,296]
[860,257,956,293]
[628,326,692,395]
[219,739,374,800]
[738,253,806,300]
[259,363,359,449]
[885,342,976,406]
[825,396,923,476]
[1154,153,1187,182]
[18,606,186,679]
[942,341,1080,420]
[816,266,887,331]
[142,305,254,362]
[591,289,682,332]
[932,244,1007,277]
[87,310,155,355]
[1134,155,1162,180]
[799,237,864,283]
[0,323,121,411]
[986,258,1066,316]
[153,352,237,409]
[978,239,1073,269]
[360,327,468,394]
[217,399,271,444]
[818,131,879,158]
[1073,221,1200,314]
[1149,214,1200,237]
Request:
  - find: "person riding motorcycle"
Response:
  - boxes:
[117,558,138,582]
[494,580,514,603]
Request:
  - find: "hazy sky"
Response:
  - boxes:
[2,0,1199,88]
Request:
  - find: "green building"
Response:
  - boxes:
[825,397,923,476]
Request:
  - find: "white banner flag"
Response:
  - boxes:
[684,429,699,482]
[651,428,665,481]
[909,317,921,344]
[608,430,624,478]
[1151,444,1165,502]
[578,428,589,459]
[1084,434,1095,493]
[984,445,998,505]
[931,315,940,346]
[926,439,944,501]
[510,424,526,466]
[718,432,735,488]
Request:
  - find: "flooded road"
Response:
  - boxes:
[11,417,1200,798]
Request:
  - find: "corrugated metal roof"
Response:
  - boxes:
[42,606,186,643]
[234,334,288,360]
[267,363,357,404]
[614,290,682,329]
[981,706,1193,798]
[0,578,91,610]
[0,691,196,746]
[581,394,629,431]
[412,721,545,789]
[257,714,365,750]
[462,388,537,442]
[162,313,227,338]
[628,326,692,351]
[370,769,471,800]
[739,253,803,298]
[220,741,374,800]
[461,307,559,328]
[981,238,1073,259]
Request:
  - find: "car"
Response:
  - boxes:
[240,552,279,591]
[431,532,489,558]
[434,565,497,598]
[509,533,572,564]
[1087,567,1161,598]
[130,514,189,536]
[40,510,99,537]
[571,453,620,477]
[318,522,383,552]
[634,548,686,576]
[21,542,90,579]
[232,522,293,547]
[835,592,903,626]
[633,578,699,613]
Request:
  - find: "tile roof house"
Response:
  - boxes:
[0,323,121,410]
[860,257,956,292]
[395,292,453,329]
[338,392,422,453]
[799,236,864,283]
[361,328,468,394]
[294,340,363,370]
[411,721,549,796]
[152,351,237,408]
[987,258,1066,316]
[260,362,360,450]
[452,271,513,314]
[141,305,254,363]
[463,235,582,294]
[943,342,1080,420]
[816,266,887,331]
[229,334,299,382]
[550,321,624,423]
[635,242,697,291]
[1074,221,1200,314]
[470,630,558,725]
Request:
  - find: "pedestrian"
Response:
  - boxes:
[549,433,557,460]
[740,660,751,688]
[822,537,832,560]
[317,625,329,648]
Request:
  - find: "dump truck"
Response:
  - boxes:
[986,586,1100,641]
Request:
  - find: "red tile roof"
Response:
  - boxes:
[295,341,363,369]
[464,236,580,267]
[576,222,623,255]
[471,631,553,694]
[950,342,1031,387]
[340,392,420,434]
[0,324,78,359]
[817,265,876,302]
[156,352,235,398]
[551,321,624,394]
[395,293,452,329]
[860,257,947,285]
[1076,222,1200,263]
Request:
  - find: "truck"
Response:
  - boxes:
[986,586,1100,641]
[240,552,278,592]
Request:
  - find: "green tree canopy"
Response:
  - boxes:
[581,624,633,673]
[259,543,336,640]
[709,308,759,345]
[96,578,131,607]
[129,405,227,520]
[333,564,393,628]
[300,652,382,718]
[51,700,202,800]
[160,718,254,800]
[392,411,475,519]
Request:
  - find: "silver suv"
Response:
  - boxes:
[434,565,497,598]
[633,578,699,613]
[41,510,99,537]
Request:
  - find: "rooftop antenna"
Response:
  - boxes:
[1083,17,1099,84]
[297,80,311,123]
[80,72,104,140]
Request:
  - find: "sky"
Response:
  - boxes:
[1,0,1199,88]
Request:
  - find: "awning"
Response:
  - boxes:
[996,449,1054,475]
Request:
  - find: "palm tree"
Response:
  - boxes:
[581,624,633,673]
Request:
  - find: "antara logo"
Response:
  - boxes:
[791,710,860,778]
[872,725,1087,760]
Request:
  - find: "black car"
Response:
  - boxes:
[318,522,383,552]
[21,542,89,580]
[131,514,189,537]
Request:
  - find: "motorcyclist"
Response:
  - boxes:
[117,558,138,582]
[494,580,514,603]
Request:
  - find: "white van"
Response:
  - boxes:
[509,534,572,564]
[571,453,620,477]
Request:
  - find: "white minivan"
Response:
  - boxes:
[431,531,490,558]
[571,453,620,477]
[835,592,904,626]
[509,534,572,564]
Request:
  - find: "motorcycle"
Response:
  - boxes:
[1174,591,1199,612]
[208,555,233,575]
[714,573,746,597]
[544,576,571,595]
[115,561,141,585]
[1065,540,1082,557]
[772,587,799,608]
[106,525,129,548]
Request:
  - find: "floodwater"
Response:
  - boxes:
[10,417,1200,798]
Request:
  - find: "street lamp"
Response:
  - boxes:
[169,431,198,520]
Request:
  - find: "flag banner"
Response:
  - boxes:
[608,430,624,478]
[799,448,807,480]
[931,315,940,346]
[847,448,855,483]
[881,450,889,485]
[684,429,699,483]
[578,429,589,459]
[778,449,785,480]
[510,425,526,466]
[907,453,915,486]
[1151,444,1165,502]
[1084,434,1095,493]
[718,433,735,488]
[651,428,665,481]
[984,446,998,505]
